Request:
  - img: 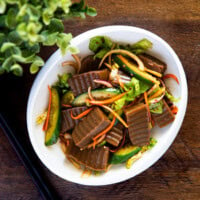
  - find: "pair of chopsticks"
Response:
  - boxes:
[0,114,59,200]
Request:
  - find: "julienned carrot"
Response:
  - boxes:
[163,74,179,84]
[144,92,151,122]
[62,104,72,108]
[87,135,105,149]
[93,117,116,141]
[145,68,162,77]
[171,105,178,114]
[71,108,93,120]
[102,105,128,128]
[148,87,165,100]
[117,74,125,89]
[43,85,52,131]
[86,92,127,105]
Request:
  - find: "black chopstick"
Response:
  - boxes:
[0,114,59,200]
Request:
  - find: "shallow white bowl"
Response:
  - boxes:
[27,25,188,186]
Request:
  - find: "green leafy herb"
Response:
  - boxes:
[0,0,96,76]
[55,73,72,94]
[165,91,180,102]
[89,36,113,58]
[130,39,152,54]
[149,101,164,114]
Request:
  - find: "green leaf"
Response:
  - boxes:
[8,31,23,45]
[17,23,27,38]
[6,0,19,4]
[67,46,79,54]
[89,36,113,53]
[131,39,152,54]
[2,57,14,71]
[0,15,6,28]
[165,91,180,102]
[94,48,109,59]
[42,31,58,46]
[42,8,53,25]
[27,4,41,21]
[5,8,17,29]
[61,0,71,13]
[57,33,72,55]
[48,18,64,33]
[70,0,84,11]
[86,7,97,17]
[0,33,6,46]
[30,56,44,74]
[10,63,23,76]
[1,42,16,53]
[0,66,5,75]
[149,101,163,114]
[0,0,6,14]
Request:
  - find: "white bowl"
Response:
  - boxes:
[27,25,188,186]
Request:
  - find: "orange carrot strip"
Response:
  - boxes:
[93,139,96,150]
[117,74,125,89]
[163,74,179,84]
[145,68,162,77]
[171,105,178,114]
[43,85,52,131]
[93,117,116,141]
[101,105,128,128]
[62,104,72,108]
[70,108,93,120]
[104,63,112,70]
[87,135,106,149]
[86,92,127,105]
[144,92,151,122]
[148,87,165,100]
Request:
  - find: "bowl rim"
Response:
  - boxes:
[27,25,188,186]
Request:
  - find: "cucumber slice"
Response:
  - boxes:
[45,87,61,146]
[72,88,121,106]
[114,55,159,85]
[110,146,141,164]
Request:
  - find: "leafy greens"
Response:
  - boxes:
[0,0,97,76]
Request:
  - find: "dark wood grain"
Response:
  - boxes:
[0,0,200,199]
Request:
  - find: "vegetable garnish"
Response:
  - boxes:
[104,63,112,70]
[149,92,165,104]
[88,86,95,100]
[36,111,47,125]
[110,130,126,153]
[116,55,160,85]
[98,49,145,71]
[144,68,162,78]
[165,91,180,102]
[163,74,179,84]
[101,105,128,128]
[93,117,116,141]
[72,54,81,74]
[62,104,72,108]
[109,44,116,65]
[148,87,165,100]
[43,86,52,131]
[126,151,142,169]
[171,105,178,114]
[86,92,128,105]
[87,135,106,149]
[144,92,151,122]
[116,74,125,89]
[70,108,93,120]
[94,79,113,88]
[62,61,79,73]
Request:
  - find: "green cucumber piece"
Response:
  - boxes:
[114,56,159,85]
[61,91,74,105]
[72,88,121,106]
[110,146,141,164]
[45,87,61,146]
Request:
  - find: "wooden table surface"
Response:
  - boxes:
[0,0,200,199]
